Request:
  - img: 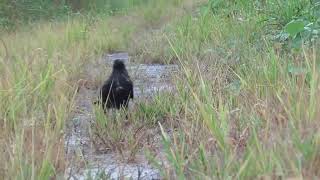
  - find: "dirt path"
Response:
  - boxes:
[62,2,207,178]
[64,53,178,179]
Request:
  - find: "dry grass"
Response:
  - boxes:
[0,0,203,178]
[149,14,320,178]
[1,0,320,179]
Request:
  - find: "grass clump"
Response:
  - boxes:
[0,0,186,29]
[138,1,320,179]
[1,0,320,179]
[91,92,180,161]
[0,0,188,178]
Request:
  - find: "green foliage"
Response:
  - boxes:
[208,0,250,16]
[0,0,155,29]
[285,20,306,38]
[206,0,320,48]
[0,0,70,27]
[264,0,320,47]
[2,0,320,179]
[67,0,148,14]
[38,160,55,180]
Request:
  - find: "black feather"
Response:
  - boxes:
[98,59,134,110]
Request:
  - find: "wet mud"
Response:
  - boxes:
[64,53,178,179]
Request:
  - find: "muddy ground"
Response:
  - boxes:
[64,52,178,179]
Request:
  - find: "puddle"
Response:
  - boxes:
[130,64,178,98]
[106,52,130,62]
[65,53,178,179]
[65,153,161,180]
[104,52,179,97]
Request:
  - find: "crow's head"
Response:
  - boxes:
[113,59,126,70]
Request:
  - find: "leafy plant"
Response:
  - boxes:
[271,1,320,48]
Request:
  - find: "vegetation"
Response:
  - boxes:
[1,0,320,179]
[0,0,153,29]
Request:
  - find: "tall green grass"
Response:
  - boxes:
[1,0,319,179]
[0,0,184,29]
[0,0,187,178]
[141,1,320,178]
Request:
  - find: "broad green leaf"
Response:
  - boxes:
[284,20,305,37]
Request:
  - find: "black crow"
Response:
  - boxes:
[97,59,134,110]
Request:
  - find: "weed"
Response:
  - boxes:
[0,0,187,178]
[1,0,320,179]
